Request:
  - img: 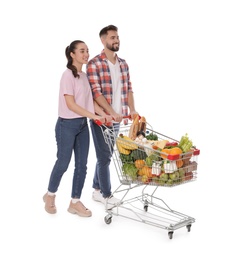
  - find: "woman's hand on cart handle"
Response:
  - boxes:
[94,119,103,126]
[94,114,114,126]
[93,115,107,126]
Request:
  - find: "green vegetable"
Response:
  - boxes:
[122,163,138,180]
[145,132,158,141]
[157,173,169,185]
[145,153,160,167]
[119,153,134,163]
[159,173,169,182]
[179,133,193,153]
[145,156,153,167]
[131,149,147,160]
[149,153,160,161]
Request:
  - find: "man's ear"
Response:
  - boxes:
[100,36,105,45]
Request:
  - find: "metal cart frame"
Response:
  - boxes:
[99,121,200,239]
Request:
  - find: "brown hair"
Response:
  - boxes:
[65,40,85,78]
[99,25,118,38]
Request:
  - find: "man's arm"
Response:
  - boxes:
[128,91,138,119]
[95,95,123,122]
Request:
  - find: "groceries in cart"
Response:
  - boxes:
[97,115,200,238]
[116,116,200,186]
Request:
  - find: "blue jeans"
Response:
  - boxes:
[48,117,90,199]
[89,120,119,198]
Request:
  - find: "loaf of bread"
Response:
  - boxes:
[129,114,140,140]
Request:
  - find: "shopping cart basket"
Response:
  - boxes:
[95,119,200,239]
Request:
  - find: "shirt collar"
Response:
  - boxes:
[101,49,119,62]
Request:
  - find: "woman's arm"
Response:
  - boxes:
[93,100,113,123]
[64,95,105,123]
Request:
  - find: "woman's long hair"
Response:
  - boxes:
[65,40,85,78]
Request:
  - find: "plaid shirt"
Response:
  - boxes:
[86,50,133,124]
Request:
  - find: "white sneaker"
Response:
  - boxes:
[105,195,121,210]
[92,190,104,203]
[92,190,120,209]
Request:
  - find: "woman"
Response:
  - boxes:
[43,40,107,217]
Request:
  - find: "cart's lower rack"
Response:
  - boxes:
[104,185,195,239]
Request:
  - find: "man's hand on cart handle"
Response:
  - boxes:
[94,114,141,126]
[123,114,141,120]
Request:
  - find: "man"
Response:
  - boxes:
[87,25,137,209]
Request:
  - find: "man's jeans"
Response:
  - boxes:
[90,120,119,198]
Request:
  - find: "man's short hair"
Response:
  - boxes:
[99,25,118,38]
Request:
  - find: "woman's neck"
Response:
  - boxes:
[73,62,82,72]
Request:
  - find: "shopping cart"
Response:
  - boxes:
[95,119,200,239]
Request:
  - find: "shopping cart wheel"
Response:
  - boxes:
[168,231,174,239]
[104,215,112,224]
[186,224,192,232]
[144,201,148,212]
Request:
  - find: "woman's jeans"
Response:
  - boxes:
[48,117,89,199]
[89,120,119,198]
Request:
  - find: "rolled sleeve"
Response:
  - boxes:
[86,61,102,99]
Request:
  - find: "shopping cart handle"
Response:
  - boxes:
[94,114,141,126]
[94,119,103,126]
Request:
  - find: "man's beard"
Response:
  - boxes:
[106,43,119,52]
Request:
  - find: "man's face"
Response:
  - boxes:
[103,30,120,52]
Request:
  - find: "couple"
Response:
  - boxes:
[43,25,138,217]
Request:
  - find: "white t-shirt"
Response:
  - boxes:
[58,69,94,118]
[108,59,122,114]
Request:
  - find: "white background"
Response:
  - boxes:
[1,0,243,259]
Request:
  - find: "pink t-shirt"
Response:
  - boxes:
[58,69,94,118]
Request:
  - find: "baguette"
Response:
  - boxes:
[138,116,146,134]
[129,114,140,140]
